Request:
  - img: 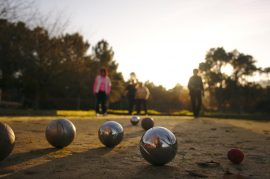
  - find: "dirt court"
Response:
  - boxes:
[0,116,269,179]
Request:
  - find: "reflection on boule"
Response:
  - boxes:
[139,126,177,166]
[98,121,124,147]
[130,116,140,125]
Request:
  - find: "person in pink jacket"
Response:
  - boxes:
[93,68,112,116]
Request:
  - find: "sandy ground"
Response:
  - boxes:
[0,116,269,179]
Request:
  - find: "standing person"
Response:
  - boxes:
[188,69,204,118]
[124,79,137,115]
[0,70,2,104]
[124,72,138,115]
[93,68,112,116]
[135,82,150,115]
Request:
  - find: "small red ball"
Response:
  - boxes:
[227,148,244,164]
[141,117,154,131]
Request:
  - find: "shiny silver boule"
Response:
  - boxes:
[141,117,154,130]
[98,121,124,147]
[139,126,177,166]
[45,118,76,148]
[130,116,140,125]
[0,122,15,161]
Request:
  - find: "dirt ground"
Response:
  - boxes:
[0,116,269,179]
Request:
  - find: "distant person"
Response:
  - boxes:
[124,78,137,115]
[188,69,204,118]
[0,88,2,104]
[0,69,2,104]
[93,68,112,116]
[135,82,150,115]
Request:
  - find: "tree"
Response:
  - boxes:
[0,0,69,36]
[199,47,260,112]
[0,19,93,109]
[168,84,190,112]
[229,50,257,84]
[0,20,33,103]
[0,0,36,23]
[266,67,270,86]
[199,47,230,110]
[144,82,188,113]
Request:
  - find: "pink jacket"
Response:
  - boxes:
[93,75,112,95]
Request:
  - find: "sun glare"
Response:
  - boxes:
[119,43,200,89]
[221,64,234,76]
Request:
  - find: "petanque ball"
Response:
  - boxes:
[45,118,76,148]
[130,116,140,125]
[0,122,15,161]
[227,148,244,164]
[98,121,124,147]
[141,117,154,130]
[139,126,177,166]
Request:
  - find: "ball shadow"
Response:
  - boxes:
[0,148,58,168]
[1,146,114,178]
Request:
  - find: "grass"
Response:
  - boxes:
[0,108,269,120]
[107,109,161,115]
[0,109,56,116]
[172,110,193,116]
[56,110,96,116]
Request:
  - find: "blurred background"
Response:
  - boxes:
[1,0,270,115]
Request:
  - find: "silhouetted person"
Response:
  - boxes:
[0,70,2,104]
[188,69,204,118]
[124,79,137,115]
[135,82,150,115]
[93,68,111,116]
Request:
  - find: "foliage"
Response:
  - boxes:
[0,19,124,109]
[145,82,189,112]
[199,47,270,112]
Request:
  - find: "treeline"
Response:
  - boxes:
[0,19,123,109]
[1,19,270,113]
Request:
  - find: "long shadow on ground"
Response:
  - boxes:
[0,148,58,168]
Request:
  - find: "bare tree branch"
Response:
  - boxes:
[0,0,36,23]
[0,0,70,37]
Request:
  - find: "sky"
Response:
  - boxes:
[35,0,270,89]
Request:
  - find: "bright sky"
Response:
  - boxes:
[35,0,270,89]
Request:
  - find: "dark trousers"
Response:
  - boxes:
[190,91,202,117]
[95,91,107,114]
[136,99,147,115]
[127,95,135,115]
